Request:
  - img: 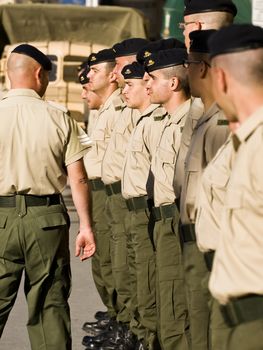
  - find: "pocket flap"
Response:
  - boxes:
[225,188,243,209]
[36,213,67,229]
[158,147,175,164]
[132,140,144,152]
[0,214,7,228]
[92,129,105,141]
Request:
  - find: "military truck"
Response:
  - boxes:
[0,3,147,124]
[0,41,107,123]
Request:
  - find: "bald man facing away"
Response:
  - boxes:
[0,44,95,350]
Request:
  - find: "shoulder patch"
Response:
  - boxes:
[112,96,125,112]
[217,119,229,126]
[154,115,166,121]
[78,134,93,147]
[152,106,167,121]
[47,100,69,114]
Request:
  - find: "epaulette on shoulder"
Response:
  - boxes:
[47,100,70,115]
[217,119,229,126]
[112,96,125,112]
[152,106,167,121]
[154,115,166,121]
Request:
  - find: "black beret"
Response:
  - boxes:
[208,24,263,58]
[79,64,90,85]
[189,30,217,53]
[184,0,237,17]
[121,62,145,79]
[137,38,185,64]
[88,48,115,67]
[11,43,52,71]
[112,38,149,58]
[144,48,187,73]
[78,59,89,72]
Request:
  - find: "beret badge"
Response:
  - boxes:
[147,59,155,66]
[143,51,151,58]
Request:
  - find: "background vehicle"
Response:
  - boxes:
[0,3,147,123]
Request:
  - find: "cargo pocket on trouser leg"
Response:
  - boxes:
[159,277,189,350]
[26,209,72,350]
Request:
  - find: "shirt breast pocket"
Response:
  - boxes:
[209,171,230,203]
[92,129,105,155]
[131,139,144,152]
[130,139,144,169]
[225,188,243,210]
[115,123,128,149]
[156,147,175,182]
[185,155,199,221]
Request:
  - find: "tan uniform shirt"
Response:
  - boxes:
[195,136,234,252]
[152,99,191,207]
[209,107,263,304]
[180,103,229,224]
[0,89,89,195]
[121,105,167,199]
[173,97,204,199]
[101,103,140,185]
[87,109,99,136]
[84,88,122,179]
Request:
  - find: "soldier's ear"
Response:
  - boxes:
[109,71,117,83]
[35,66,42,81]
[170,76,180,91]
[200,61,209,79]
[215,66,228,95]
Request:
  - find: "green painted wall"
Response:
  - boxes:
[161,0,252,40]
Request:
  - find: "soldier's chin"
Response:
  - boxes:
[126,101,135,109]
[150,96,159,104]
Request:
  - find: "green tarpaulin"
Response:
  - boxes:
[0,4,147,54]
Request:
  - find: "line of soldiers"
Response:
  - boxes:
[78,1,263,350]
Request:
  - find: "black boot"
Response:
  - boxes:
[94,311,110,321]
[83,318,117,336]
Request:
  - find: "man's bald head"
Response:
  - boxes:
[7,52,49,97]
[212,48,263,87]
[208,24,263,123]
[183,11,234,50]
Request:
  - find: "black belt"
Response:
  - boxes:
[152,203,177,221]
[180,223,196,243]
[220,294,263,327]
[204,250,215,272]
[0,194,60,207]
[126,196,150,212]
[89,178,105,191]
[105,181,121,196]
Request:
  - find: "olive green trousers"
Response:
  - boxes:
[154,217,189,350]
[91,189,116,317]
[210,297,263,350]
[0,197,71,349]
[127,209,158,349]
[182,242,210,350]
[105,193,132,323]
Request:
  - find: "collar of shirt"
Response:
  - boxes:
[135,103,160,126]
[169,99,191,124]
[3,88,41,100]
[99,88,121,114]
[195,102,220,129]
[232,105,263,152]
[112,90,127,111]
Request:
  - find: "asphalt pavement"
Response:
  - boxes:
[0,186,104,350]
